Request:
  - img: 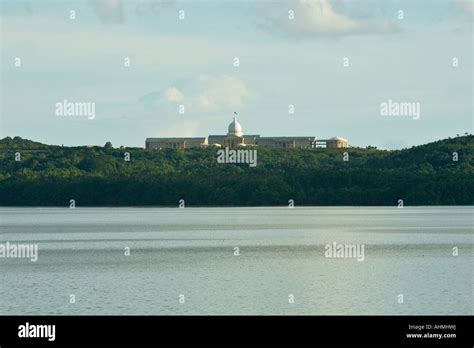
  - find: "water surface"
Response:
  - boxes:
[0,207,472,315]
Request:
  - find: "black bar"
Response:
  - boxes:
[0,315,472,346]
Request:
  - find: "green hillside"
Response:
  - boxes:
[0,136,473,206]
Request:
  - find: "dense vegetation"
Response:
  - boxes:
[0,136,473,206]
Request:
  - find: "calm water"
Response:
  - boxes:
[0,207,472,315]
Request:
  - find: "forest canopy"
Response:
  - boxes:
[0,136,473,206]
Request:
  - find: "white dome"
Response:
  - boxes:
[330,136,347,141]
[228,116,243,137]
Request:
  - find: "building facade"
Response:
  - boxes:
[145,117,348,149]
[145,137,207,149]
[326,136,349,148]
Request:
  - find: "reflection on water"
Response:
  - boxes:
[0,207,472,315]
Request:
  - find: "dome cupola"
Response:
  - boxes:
[227,116,243,137]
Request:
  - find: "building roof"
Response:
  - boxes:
[259,136,316,140]
[329,136,348,141]
[146,137,206,141]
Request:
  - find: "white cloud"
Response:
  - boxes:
[163,87,184,102]
[138,75,250,137]
[139,75,249,114]
[192,75,249,110]
[266,0,398,37]
[288,0,358,34]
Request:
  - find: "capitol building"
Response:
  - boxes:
[146,117,348,149]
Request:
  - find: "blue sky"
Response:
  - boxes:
[1,0,472,149]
